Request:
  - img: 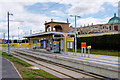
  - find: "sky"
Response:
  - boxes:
[0,0,119,40]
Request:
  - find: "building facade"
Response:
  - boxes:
[69,13,120,35]
[45,19,70,33]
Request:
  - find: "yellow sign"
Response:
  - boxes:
[53,41,59,43]
[67,38,74,42]
[87,46,91,49]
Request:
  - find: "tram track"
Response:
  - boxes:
[14,49,111,79]
[13,54,78,80]
[3,49,77,80]
[2,48,108,80]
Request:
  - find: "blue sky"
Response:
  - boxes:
[84,2,118,18]
[0,0,119,39]
[24,2,71,21]
[24,2,118,21]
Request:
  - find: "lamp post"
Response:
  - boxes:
[70,15,81,55]
[18,27,19,40]
[30,30,32,35]
[12,35,14,43]
[7,12,13,55]
[3,33,5,47]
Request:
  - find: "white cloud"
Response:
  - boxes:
[0,0,119,39]
[66,0,119,15]
[0,2,52,39]
[70,17,110,27]
[51,10,66,17]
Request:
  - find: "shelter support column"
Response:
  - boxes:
[51,27,53,31]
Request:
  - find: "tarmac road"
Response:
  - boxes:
[0,57,22,80]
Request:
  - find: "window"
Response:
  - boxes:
[70,42,73,48]
[67,42,69,48]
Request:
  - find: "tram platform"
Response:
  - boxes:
[31,48,119,78]
[34,48,119,68]
[13,47,119,69]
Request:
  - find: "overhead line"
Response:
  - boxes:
[44,0,63,12]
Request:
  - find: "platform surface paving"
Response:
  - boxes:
[17,48,119,69]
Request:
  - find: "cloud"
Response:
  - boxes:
[67,0,119,15]
[0,0,119,39]
[70,17,110,27]
[51,10,66,17]
[0,2,52,39]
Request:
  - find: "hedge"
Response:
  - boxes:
[77,34,120,51]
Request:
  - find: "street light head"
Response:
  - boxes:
[77,16,81,18]
[70,15,73,17]
[7,12,13,16]
[9,13,13,16]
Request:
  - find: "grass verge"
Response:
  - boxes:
[68,49,120,57]
[0,50,61,80]
[0,50,32,67]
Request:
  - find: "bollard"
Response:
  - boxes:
[88,49,90,58]
[81,48,83,57]
[84,48,86,57]
[87,46,91,58]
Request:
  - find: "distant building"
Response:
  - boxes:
[108,13,120,23]
[69,13,120,35]
[0,39,5,44]
[33,13,120,36]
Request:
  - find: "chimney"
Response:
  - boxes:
[51,19,53,22]
[92,23,93,26]
[45,21,47,23]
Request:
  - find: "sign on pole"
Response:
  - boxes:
[81,42,86,48]
[81,42,86,57]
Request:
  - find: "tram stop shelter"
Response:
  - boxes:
[24,31,75,53]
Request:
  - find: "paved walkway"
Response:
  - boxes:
[0,57,22,80]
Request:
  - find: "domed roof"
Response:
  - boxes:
[108,13,120,23]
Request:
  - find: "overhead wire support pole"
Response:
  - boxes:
[3,33,5,47]
[65,34,66,55]
[18,27,19,40]
[67,18,69,55]
[75,15,77,56]
[7,11,13,55]
[8,12,10,55]
[70,15,81,56]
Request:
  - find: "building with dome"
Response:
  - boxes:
[69,13,120,35]
[108,13,120,23]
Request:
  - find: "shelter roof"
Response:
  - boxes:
[24,31,74,38]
